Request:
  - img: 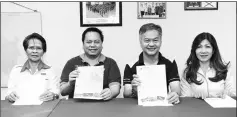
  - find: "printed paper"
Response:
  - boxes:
[204,95,236,108]
[12,78,47,105]
[137,65,173,106]
[74,66,104,100]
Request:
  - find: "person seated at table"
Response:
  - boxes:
[180,32,236,99]
[60,27,121,100]
[5,33,60,102]
[123,23,181,104]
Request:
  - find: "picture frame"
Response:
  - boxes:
[137,2,166,19]
[184,2,218,10]
[80,2,122,27]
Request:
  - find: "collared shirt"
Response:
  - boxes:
[180,67,236,98]
[60,53,121,98]
[6,60,59,96]
[123,52,180,92]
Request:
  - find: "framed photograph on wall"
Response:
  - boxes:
[138,2,166,19]
[80,2,122,27]
[184,2,218,10]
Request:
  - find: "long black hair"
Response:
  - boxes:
[184,32,229,85]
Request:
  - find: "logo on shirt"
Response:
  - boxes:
[41,73,46,75]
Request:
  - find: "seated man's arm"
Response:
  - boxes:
[109,82,121,98]
[170,81,181,95]
[167,80,180,104]
[124,83,139,98]
[166,60,181,104]
[107,59,121,98]
[60,60,75,96]
[123,64,134,98]
[124,84,132,98]
[169,60,181,95]
[60,82,72,96]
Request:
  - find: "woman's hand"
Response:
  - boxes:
[6,91,19,102]
[39,90,56,101]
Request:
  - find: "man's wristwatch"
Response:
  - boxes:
[131,88,138,98]
[53,93,59,100]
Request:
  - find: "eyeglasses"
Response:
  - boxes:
[27,46,43,51]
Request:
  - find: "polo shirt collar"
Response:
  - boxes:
[80,53,106,64]
[20,60,51,72]
[138,52,165,65]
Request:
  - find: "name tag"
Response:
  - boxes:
[41,73,46,75]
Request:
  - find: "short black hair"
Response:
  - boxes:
[23,33,47,53]
[139,23,162,36]
[82,27,104,43]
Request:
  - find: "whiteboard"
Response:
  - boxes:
[1,12,42,87]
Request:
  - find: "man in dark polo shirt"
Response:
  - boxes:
[123,23,180,104]
[60,27,121,100]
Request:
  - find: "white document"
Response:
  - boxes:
[204,95,236,108]
[13,98,43,105]
[13,78,46,105]
[137,65,173,106]
[73,66,104,100]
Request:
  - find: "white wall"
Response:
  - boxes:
[1,2,236,97]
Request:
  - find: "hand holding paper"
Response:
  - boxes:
[137,65,173,106]
[12,78,47,105]
[167,92,180,104]
[69,69,80,82]
[131,74,141,86]
[131,74,141,92]
[100,88,112,100]
[74,66,104,100]
[6,91,19,102]
[39,90,54,102]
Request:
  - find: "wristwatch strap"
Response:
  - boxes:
[131,88,137,98]
[53,93,59,100]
